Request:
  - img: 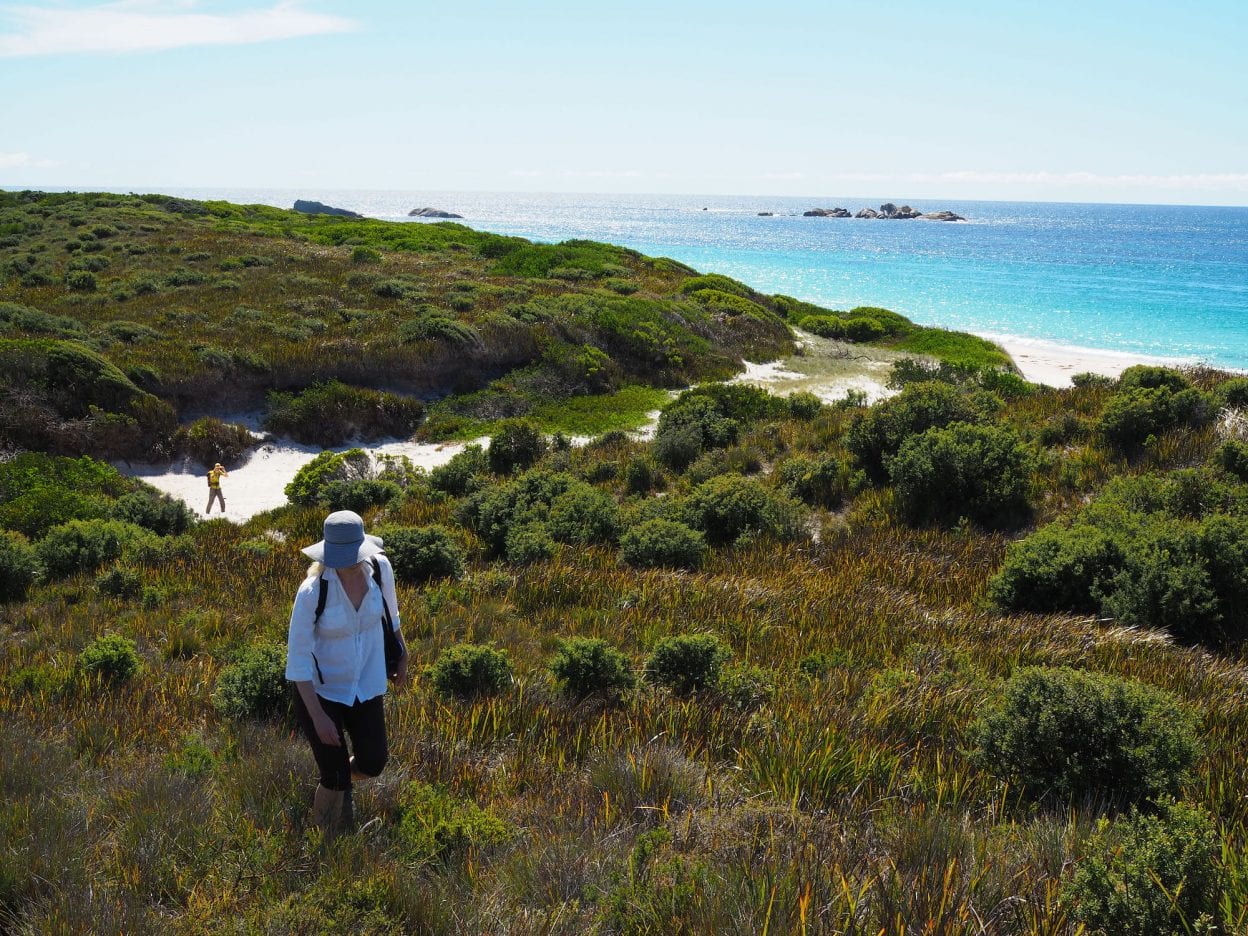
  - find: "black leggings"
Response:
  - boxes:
[293,691,388,791]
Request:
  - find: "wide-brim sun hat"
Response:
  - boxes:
[301,510,384,568]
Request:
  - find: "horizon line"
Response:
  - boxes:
[4,183,1248,211]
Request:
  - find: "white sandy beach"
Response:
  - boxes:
[988,334,1196,388]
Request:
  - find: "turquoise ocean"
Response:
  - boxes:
[165,189,1248,371]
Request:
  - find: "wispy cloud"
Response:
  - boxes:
[0,1,355,57]
[0,150,61,169]
[824,170,1248,192]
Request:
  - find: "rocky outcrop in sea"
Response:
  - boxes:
[409,207,464,219]
[794,203,967,221]
[803,207,852,217]
[293,200,363,218]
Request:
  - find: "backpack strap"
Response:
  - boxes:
[313,576,329,623]
[370,557,393,632]
[307,574,328,685]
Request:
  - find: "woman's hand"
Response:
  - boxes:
[392,651,410,686]
[312,712,341,746]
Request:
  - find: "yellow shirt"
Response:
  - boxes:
[208,467,227,487]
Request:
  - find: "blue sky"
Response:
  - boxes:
[2,0,1246,204]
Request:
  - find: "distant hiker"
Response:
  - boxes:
[205,463,228,514]
[286,510,408,839]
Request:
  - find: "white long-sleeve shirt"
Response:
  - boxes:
[285,555,401,705]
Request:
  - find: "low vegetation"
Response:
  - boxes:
[6,191,1248,933]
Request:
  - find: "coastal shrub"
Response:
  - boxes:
[718,664,775,713]
[653,395,739,470]
[988,523,1123,613]
[1064,799,1222,936]
[1118,365,1191,394]
[798,314,847,339]
[846,381,988,480]
[95,565,143,600]
[179,417,254,467]
[619,519,706,570]
[889,422,1033,526]
[456,469,576,554]
[842,316,888,342]
[548,637,635,700]
[428,643,512,700]
[266,381,424,446]
[786,391,824,420]
[504,522,556,565]
[350,245,382,264]
[35,519,155,579]
[399,312,480,346]
[682,475,803,546]
[487,419,546,475]
[211,643,289,721]
[547,484,620,545]
[0,531,39,603]
[428,444,489,496]
[645,633,731,696]
[316,478,403,512]
[284,449,372,507]
[77,634,142,684]
[1099,514,1248,644]
[623,455,663,495]
[0,301,87,338]
[679,273,754,298]
[64,269,96,291]
[1098,386,1214,454]
[1215,376,1248,409]
[1215,439,1248,481]
[0,453,124,538]
[972,666,1200,803]
[398,782,515,865]
[382,525,465,583]
[109,490,194,536]
[776,454,850,508]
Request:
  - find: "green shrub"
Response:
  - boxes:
[95,565,143,600]
[1215,439,1248,481]
[0,453,123,538]
[382,525,465,583]
[317,478,403,512]
[428,643,512,700]
[350,245,382,264]
[547,484,620,545]
[1064,799,1222,936]
[456,469,576,555]
[77,634,141,684]
[266,381,424,446]
[548,637,635,700]
[1215,376,1248,409]
[718,663,774,712]
[645,633,731,696]
[619,519,706,570]
[988,524,1122,613]
[1097,386,1213,453]
[846,382,989,479]
[1118,365,1191,393]
[504,522,555,565]
[429,444,489,496]
[786,391,824,420]
[64,269,96,291]
[398,782,515,864]
[842,316,887,342]
[623,455,663,495]
[972,666,1200,803]
[284,449,372,506]
[798,314,847,339]
[890,422,1033,526]
[110,490,194,536]
[211,644,289,721]
[179,417,254,466]
[35,519,155,578]
[488,420,546,475]
[682,475,803,546]
[399,312,480,345]
[1098,514,1248,644]
[653,395,738,470]
[776,454,849,508]
[0,531,39,603]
